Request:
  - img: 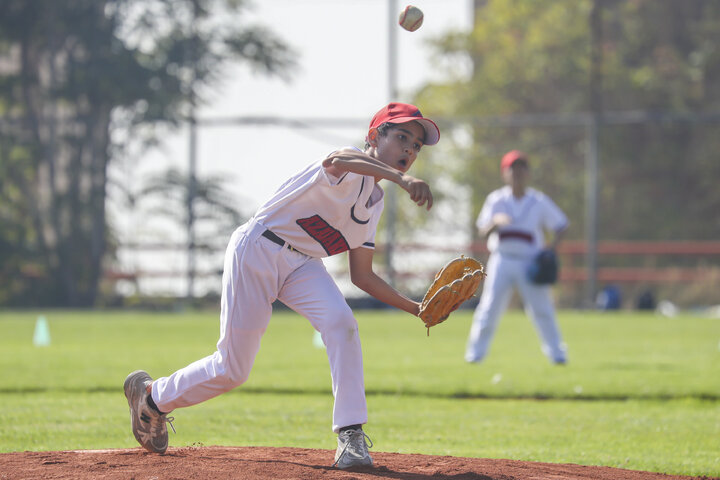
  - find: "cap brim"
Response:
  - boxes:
[387,116,440,146]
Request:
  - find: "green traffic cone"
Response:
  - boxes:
[33,315,51,347]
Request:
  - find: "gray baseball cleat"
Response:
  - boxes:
[123,370,174,454]
[333,428,373,469]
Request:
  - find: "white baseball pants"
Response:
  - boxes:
[152,219,367,433]
[465,252,567,363]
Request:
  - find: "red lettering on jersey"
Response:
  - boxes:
[296,215,350,256]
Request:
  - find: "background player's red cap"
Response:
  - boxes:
[501,150,529,170]
[369,103,440,145]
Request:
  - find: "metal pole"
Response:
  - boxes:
[586,0,602,307]
[187,4,200,302]
[585,118,599,307]
[386,0,398,286]
[388,0,398,98]
[187,114,197,300]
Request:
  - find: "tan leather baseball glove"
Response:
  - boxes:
[419,256,486,335]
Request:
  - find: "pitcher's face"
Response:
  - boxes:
[372,121,425,173]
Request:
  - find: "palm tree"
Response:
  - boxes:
[138,167,247,298]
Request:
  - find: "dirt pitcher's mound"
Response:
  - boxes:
[0,446,714,480]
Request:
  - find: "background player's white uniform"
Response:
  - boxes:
[152,150,383,432]
[465,185,569,364]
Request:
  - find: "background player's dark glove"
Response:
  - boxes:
[419,256,486,335]
[527,249,559,284]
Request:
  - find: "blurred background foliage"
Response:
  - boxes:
[416,0,720,242]
[0,0,294,306]
[407,0,720,308]
[1,0,720,307]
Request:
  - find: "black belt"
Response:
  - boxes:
[498,230,534,243]
[262,229,300,253]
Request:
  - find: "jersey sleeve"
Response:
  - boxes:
[320,161,347,186]
[476,191,500,232]
[359,195,384,250]
[540,194,569,232]
[320,146,363,186]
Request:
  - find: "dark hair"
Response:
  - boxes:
[364,122,394,149]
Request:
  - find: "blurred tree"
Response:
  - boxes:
[137,167,245,252]
[413,0,591,245]
[0,0,295,306]
[415,0,720,244]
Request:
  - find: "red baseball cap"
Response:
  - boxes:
[501,150,529,170]
[369,103,440,146]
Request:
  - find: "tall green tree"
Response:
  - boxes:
[415,0,720,243]
[414,1,591,244]
[0,0,294,306]
[136,166,246,253]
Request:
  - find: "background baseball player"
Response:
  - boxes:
[465,150,569,365]
[124,103,440,469]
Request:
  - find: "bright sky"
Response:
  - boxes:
[142,0,473,209]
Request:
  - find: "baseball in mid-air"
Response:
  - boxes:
[399,5,424,32]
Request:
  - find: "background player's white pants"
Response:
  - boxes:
[152,219,367,433]
[465,253,567,363]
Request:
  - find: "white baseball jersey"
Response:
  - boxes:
[478,186,568,257]
[151,149,383,434]
[255,149,384,257]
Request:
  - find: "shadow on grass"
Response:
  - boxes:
[1,385,718,402]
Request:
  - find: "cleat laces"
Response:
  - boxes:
[154,414,176,435]
[333,429,373,468]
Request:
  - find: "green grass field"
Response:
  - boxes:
[0,308,718,477]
